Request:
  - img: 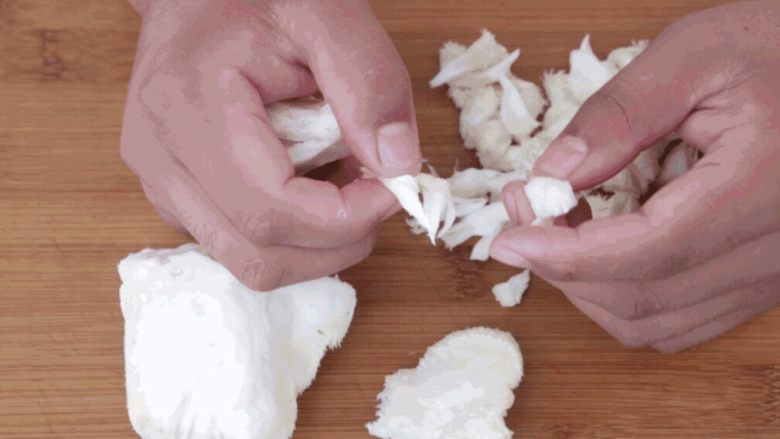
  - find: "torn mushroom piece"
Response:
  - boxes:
[606,39,649,70]
[440,201,510,250]
[470,228,502,262]
[523,177,578,226]
[267,99,349,172]
[492,270,531,308]
[658,141,698,186]
[485,49,522,82]
[268,98,458,246]
[430,30,508,88]
[600,141,664,197]
[586,191,640,220]
[366,327,523,439]
[119,245,357,439]
[567,34,617,104]
[380,174,456,245]
[498,74,539,140]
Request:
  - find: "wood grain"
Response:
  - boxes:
[2,0,778,437]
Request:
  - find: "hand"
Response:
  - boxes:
[120,0,421,290]
[491,0,780,352]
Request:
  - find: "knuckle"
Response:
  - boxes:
[238,253,280,292]
[556,265,578,283]
[139,180,159,202]
[604,299,645,322]
[154,207,185,232]
[724,230,744,251]
[574,292,640,322]
[591,82,637,132]
[610,321,649,348]
[750,282,780,305]
[121,75,183,175]
[543,229,590,282]
[555,256,589,282]
[235,208,285,246]
[137,72,180,117]
[189,221,220,255]
[533,258,578,282]
[644,237,696,280]
[601,317,649,348]
[653,342,683,354]
[570,295,650,348]
[602,283,666,320]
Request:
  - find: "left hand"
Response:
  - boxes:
[120,0,420,290]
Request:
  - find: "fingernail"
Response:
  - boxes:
[377,122,421,174]
[503,182,537,226]
[537,136,588,178]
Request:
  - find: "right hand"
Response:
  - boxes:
[491,0,780,352]
[120,0,421,290]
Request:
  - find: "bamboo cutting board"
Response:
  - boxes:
[3,0,779,437]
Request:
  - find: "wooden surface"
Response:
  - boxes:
[3,0,779,437]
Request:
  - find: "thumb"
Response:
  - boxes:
[532,28,726,189]
[281,0,421,177]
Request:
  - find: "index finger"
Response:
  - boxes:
[490,144,780,282]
